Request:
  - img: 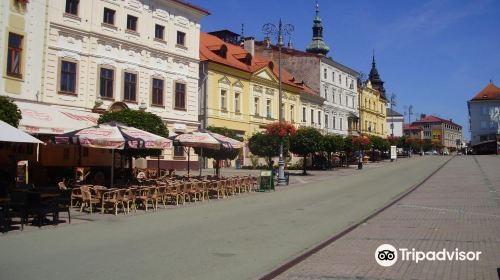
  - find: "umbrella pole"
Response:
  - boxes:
[157,153,160,179]
[199,148,203,177]
[187,147,190,177]
[111,149,115,188]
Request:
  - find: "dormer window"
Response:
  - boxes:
[217,45,227,58]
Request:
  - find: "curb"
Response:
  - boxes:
[259,156,454,280]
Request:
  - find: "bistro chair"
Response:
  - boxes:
[80,188,100,214]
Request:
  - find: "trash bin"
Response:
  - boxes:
[235,159,241,169]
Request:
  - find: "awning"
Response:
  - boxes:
[0,120,44,144]
[15,101,99,135]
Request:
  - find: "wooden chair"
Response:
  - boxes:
[156,185,167,208]
[165,184,180,206]
[147,186,159,211]
[224,179,237,197]
[80,187,100,214]
[101,190,122,215]
[122,188,136,213]
[207,181,224,199]
[197,181,209,202]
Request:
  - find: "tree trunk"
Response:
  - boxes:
[302,155,307,175]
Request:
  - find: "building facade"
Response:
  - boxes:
[412,115,463,150]
[42,0,207,168]
[253,3,359,137]
[359,80,387,137]
[403,124,423,140]
[199,31,324,166]
[386,108,404,137]
[468,82,500,154]
[0,0,47,101]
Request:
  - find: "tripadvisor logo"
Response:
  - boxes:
[375,244,482,267]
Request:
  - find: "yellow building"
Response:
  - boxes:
[359,55,388,138]
[359,81,387,137]
[199,32,323,166]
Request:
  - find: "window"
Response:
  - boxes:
[365,120,368,130]
[266,99,272,118]
[480,121,487,129]
[65,0,79,15]
[332,72,335,82]
[318,111,322,125]
[302,107,306,122]
[345,78,348,87]
[6,33,23,78]
[127,15,138,31]
[103,8,115,25]
[254,97,260,115]
[152,78,164,106]
[351,97,355,108]
[311,109,314,124]
[60,60,77,94]
[174,82,186,110]
[346,96,348,107]
[123,72,137,101]
[290,105,294,122]
[177,31,186,46]
[333,116,336,129]
[340,118,343,130]
[323,69,327,79]
[281,103,285,119]
[174,146,185,158]
[220,89,227,111]
[338,74,341,84]
[155,24,164,40]
[234,92,240,113]
[325,114,329,128]
[481,106,489,115]
[99,68,114,98]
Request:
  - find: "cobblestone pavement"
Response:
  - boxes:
[7,159,401,234]
[0,157,447,280]
[275,155,500,280]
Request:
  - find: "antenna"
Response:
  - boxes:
[240,23,245,46]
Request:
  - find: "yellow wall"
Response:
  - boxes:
[205,62,303,140]
[360,81,387,138]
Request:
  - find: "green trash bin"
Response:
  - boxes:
[257,170,275,192]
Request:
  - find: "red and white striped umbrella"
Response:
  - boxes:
[171,130,244,150]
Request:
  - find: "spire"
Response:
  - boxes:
[240,23,245,46]
[306,0,330,55]
[368,51,386,99]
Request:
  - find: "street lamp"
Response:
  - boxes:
[262,19,294,185]
[357,74,366,170]
[390,93,396,138]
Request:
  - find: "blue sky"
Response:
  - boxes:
[192,0,500,140]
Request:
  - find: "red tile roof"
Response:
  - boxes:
[403,124,422,130]
[470,83,500,101]
[412,115,462,128]
[171,0,210,15]
[200,32,318,94]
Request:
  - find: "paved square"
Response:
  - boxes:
[276,155,500,280]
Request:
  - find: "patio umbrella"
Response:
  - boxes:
[0,120,44,144]
[55,122,171,187]
[170,130,244,176]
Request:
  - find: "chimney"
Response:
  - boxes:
[243,36,254,56]
[264,36,271,48]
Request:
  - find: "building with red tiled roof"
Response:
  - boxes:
[199,32,325,167]
[468,82,500,153]
[403,123,423,140]
[252,2,360,137]
[410,114,463,150]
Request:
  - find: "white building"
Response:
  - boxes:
[386,108,404,137]
[2,0,209,170]
[0,0,47,102]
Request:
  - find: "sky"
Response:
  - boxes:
[191,0,500,140]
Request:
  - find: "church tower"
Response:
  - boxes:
[306,1,330,56]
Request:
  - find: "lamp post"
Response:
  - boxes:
[357,74,366,170]
[262,20,294,185]
[389,93,396,162]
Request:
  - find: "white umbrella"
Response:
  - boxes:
[55,122,171,187]
[170,130,244,176]
[0,120,44,144]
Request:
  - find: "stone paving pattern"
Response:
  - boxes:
[276,155,500,280]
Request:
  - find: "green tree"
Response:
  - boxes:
[342,135,353,166]
[194,126,241,178]
[98,109,169,158]
[0,96,22,127]
[248,132,290,165]
[321,134,344,169]
[289,127,323,175]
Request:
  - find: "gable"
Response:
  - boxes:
[218,75,231,85]
[254,68,277,83]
